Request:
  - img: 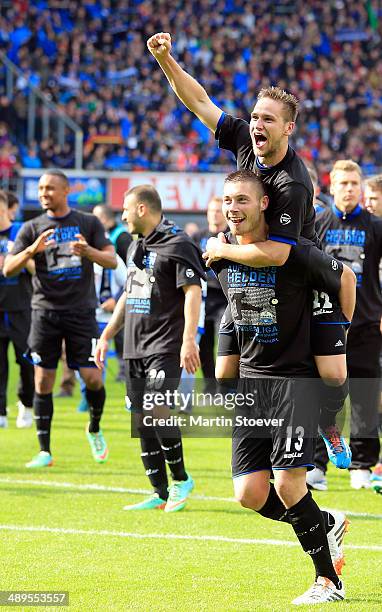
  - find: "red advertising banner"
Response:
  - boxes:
[109,173,225,212]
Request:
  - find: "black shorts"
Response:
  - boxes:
[232,377,320,477]
[218,308,348,358]
[27,309,99,369]
[217,310,239,356]
[311,290,348,356]
[0,310,31,349]
[311,321,347,356]
[124,354,182,413]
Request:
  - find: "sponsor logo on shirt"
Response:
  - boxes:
[227,263,279,344]
[331,259,339,270]
[45,225,82,280]
[335,339,344,347]
[186,268,195,278]
[280,213,291,225]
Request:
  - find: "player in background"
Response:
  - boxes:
[306,166,330,214]
[76,253,127,412]
[147,32,350,468]
[184,221,200,237]
[95,184,204,512]
[364,175,382,218]
[364,175,382,488]
[4,170,117,467]
[93,204,132,383]
[6,191,20,223]
[192,196,227,394]
[310,160,382,491]
[212,170,356,605]
[93,205,132,262]
[0,191,34,428]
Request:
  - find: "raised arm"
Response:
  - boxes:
[147,32,222,132]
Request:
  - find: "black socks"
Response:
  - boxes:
[157,426,187,482]
[287,491,340,588]
[319,379,349,430]
[258,482,289,522]
[139,431,169,501]
[137,420,187,500]
[86,386,106,433]
[34,392,53,453]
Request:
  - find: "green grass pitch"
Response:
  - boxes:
[0,356,381,611]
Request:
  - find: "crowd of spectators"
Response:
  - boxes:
[0,0,382,189]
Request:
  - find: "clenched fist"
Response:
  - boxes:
[147,32,172,59]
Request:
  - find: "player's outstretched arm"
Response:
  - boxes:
[338,263,356,323]
[3,229,55,277]
[95,291,127,369]
[147,32,222,132]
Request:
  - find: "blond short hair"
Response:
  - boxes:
[257,86,299,122]
[330,160,362,183]
[365,174,382,194]
[208,195,223,208]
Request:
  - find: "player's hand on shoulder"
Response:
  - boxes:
[180,337,200,374]
[70,233,89,257]
[202,236,224,267]
[30,229,56,255]
[147,32,172,58]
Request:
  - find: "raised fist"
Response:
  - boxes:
[147,32,172,59]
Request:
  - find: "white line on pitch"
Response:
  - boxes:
[0,524,382,552]
[0,477,381,520]
[0,477,234,502]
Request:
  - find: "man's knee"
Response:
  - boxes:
[274,469,307,508]
[234,477,269,511]
[34,368,55,394]
[315,354,347,385]
[81,369,103,390]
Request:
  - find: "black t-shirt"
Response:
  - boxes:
[123,240,202,358]
[215,113,317,245]
[0,222,32,311]
[316,204,382,328]
[192,227,227,318]
[212,236,343,376]
[11,210,111,311]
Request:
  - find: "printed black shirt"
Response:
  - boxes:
[123,240,202,358]
[316,204,382,328]
[11,210,111,310]
[215,113,317,245]
[0,223,32,311]
[212,236,343,376]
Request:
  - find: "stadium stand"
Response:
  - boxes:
[0,0,381,188]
